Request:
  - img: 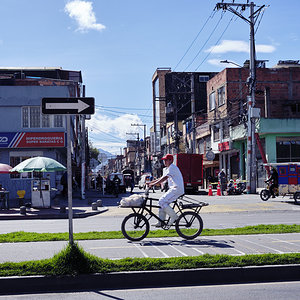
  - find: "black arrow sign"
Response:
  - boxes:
[42,97,95,115]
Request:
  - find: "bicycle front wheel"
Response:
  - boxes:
[121,213,149,241]
[175,211,203,240]
[260,189,271,201]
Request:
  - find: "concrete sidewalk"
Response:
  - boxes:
[0,189,113,220]
[1,188,299,220]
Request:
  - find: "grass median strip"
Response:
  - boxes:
[0,242,300,277]
[1,224,300,243]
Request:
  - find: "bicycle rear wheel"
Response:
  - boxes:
[175,211,203,240]
[121,213,149,241]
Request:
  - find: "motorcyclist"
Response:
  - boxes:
[227,179,235,195]
[265,167,279,198]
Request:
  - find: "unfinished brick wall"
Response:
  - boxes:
[207,66,300,125]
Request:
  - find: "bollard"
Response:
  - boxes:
[92,202,98,210]
[96,199,103,207]
[20,206,26,215]
[60,206,66,213]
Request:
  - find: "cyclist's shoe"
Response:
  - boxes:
[152,209,166,227]
[164,206,179,226]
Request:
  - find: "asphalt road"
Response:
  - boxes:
[1,189,300,262]
[1,189,300,234]
[1,281,300,299]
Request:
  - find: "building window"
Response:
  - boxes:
[199,75,209,82]
[209,92,216,111]
[54,115,63,128]
[42,114,50,128]
[22,107,29,127]
[218,86,225,106]
[22,106,64,128]
[276,137,300,162]
[213,125,220,142]
[223,121,230,139]
[30,107,40,127]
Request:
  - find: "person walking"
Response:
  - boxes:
[148,154,184,227]
[218,169,227,196]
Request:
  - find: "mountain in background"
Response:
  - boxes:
[97,148,116,164]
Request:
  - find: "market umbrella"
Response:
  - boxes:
[10,156,66,173]
[10,156,66,206]
[0,163,12,174]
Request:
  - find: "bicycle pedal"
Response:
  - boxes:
[162,225,172,230]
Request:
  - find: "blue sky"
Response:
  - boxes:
[0,0,299,155]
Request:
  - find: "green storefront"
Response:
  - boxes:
[231,118,300,188]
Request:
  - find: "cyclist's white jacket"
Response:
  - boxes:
[159,164,184,208]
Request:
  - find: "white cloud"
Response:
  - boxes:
[64,0,106,32]
[255,44,276,53]
[206,40,275,54]
[87,110,143,154]
[207,59,224,67]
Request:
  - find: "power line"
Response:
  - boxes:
[173,9,216,71]
[183,10,226,71]
[194,14,236,71]
[97,107,153,119]
[96,105,151,111]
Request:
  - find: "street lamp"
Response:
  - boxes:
[220,60,243,68]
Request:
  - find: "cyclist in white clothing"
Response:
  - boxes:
[148,154,184,227]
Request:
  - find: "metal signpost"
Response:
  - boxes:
[42,97,95,244]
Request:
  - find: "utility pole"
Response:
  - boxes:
[81,85,86,200]
[131,124,146,143]
[216,1,265,194]
[126,132,140,175]
[190,74,196,153]
[173,94,179,154]
[131,123,146,172]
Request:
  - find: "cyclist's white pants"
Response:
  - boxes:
[158,187,183,209]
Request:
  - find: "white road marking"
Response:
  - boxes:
[234,236,284,254]
[149,241,169,258]
[133,243,149,258]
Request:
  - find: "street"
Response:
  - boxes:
[1,281,300,300]
[0,188,299,234]
[1,188,300,262]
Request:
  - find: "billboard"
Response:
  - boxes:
[0,132,65,148]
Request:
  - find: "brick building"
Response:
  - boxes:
[199,60,300,187]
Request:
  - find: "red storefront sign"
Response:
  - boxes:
[15,132,65,148]
[218,141,230,152]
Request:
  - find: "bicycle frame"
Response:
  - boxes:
[127,196,206,229]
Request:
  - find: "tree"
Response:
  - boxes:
[88,141,100,163]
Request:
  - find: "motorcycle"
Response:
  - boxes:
[260,182,279,201]
[227,180,245,195]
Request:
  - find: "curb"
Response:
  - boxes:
[0,207,109,220]
[1,264,300,294]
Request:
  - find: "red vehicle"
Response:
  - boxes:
[173,153,203,193]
